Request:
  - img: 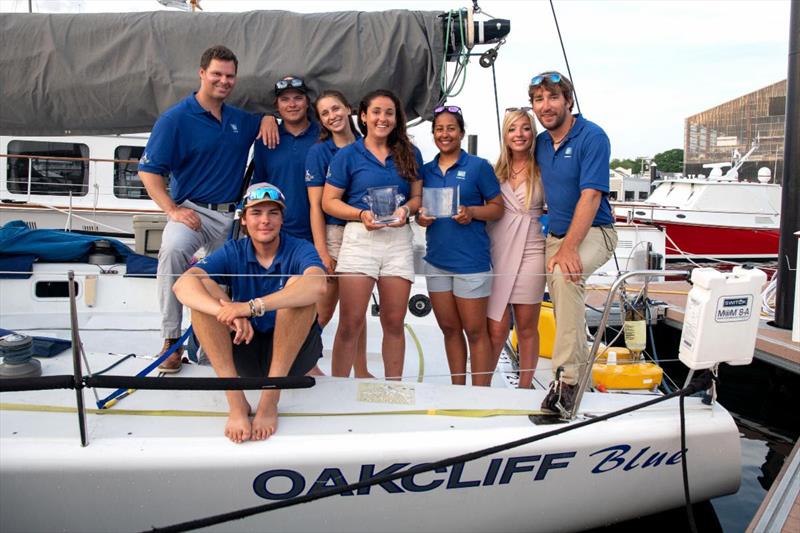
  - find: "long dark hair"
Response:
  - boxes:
[357,89,418,181]
[313,90,359,142]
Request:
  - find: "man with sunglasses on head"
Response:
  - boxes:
[173,184,326,443]
[529,71,617,415]
[139,45,279,373]
[251,76,321,242]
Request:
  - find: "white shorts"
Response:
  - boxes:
[335,222,415,282]
[326,224,345,260]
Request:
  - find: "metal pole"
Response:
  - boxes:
[774,0,800,329]
[569,269,690,419]
[467,134,478,155]
[68,271,88,446]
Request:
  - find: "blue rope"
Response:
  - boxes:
[96,326,193,409]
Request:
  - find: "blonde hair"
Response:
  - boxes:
[494,110,540,210]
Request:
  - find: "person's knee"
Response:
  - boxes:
[462,321,489,343]
[438,321,462,339]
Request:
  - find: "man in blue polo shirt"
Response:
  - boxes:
[530,71,618,415]
[139,45,277,372]
[173,184,326,443]
[252,76,321,242]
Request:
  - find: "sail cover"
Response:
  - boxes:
[0,10,445,136]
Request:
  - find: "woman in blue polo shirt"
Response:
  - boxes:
[416,106,503,386]
[305,89,371,378]
[322,89,422,380]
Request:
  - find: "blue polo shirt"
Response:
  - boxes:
[251,121,321,241]
[305,137,351,226]
[326,138,423,210]
[420,150,500,273]
[195,234,324,333]
[534,114,614,236]
[138,93,261,204]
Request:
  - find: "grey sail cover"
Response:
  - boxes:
[0,10,445,135]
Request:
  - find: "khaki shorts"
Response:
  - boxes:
[335,222,415,282]
[326,224,345,260]
[424,262,492,299]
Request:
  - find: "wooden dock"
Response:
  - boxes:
[586,280,800,374]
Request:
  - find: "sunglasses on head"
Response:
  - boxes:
[530,73,562,86]
[505,106,532,113]
[275,78,306,91]
[244,186,285,206]
[433,105,463,116]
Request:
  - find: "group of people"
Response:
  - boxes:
[139,45,616,443]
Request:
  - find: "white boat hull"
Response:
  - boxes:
[0,263,741,532]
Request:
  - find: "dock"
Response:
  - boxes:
[586,280,800,374]
[746,437,800,533]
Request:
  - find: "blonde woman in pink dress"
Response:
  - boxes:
[486,109,546,389]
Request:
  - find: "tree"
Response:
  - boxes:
[653,149,683,173]
[610,158,640,173]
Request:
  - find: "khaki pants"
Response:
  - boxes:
[545,226,617,385]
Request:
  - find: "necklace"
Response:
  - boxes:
[510,163,527,179]
[552,115,575,146]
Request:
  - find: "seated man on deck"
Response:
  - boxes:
[173,184,326,443]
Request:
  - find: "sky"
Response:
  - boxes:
[0,0,792,163]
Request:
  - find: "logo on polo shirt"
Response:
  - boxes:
[456,170,467,180]
[230,123,239,133]
[305,170,315,183]
[326,168,332,179]
[140,151,151,165]
[565,147,573,158]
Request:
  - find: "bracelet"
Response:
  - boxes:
[400,205,411,219]
[255,297,266,317]
[357,209,365,222]
[248,299,257,318]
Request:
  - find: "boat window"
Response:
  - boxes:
[7,140,89,196]
[625,191,635,201]
[113,146,168,199]
[34,280,79,299]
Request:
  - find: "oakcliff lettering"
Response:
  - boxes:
[253,452,576,500]
[252,446,685,500]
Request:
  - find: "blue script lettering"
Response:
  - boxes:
[590,445,685,474]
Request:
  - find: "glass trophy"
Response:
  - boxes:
[365,186,405,224]
[422,186,459,218]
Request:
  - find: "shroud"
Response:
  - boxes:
[0,10,445,136]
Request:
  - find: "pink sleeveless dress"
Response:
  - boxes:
[486,180,546,321]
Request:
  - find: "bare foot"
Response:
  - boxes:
[251,402,278,441]
[225,403,252,444]
[354,370,375,379]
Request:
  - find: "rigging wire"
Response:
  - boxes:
[548,0,581,114]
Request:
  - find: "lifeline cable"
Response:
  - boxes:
[146,370,715,533]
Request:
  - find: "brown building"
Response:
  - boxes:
[684,80,786,183]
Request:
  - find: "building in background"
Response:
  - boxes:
[684,80,786,183]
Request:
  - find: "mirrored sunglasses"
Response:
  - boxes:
[433,105,463,116]
[505,106,532,113]
[530,73,562,86]
[275,78,306,91]
[244,186,285,206]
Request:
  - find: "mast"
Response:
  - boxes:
[774,0,800,329]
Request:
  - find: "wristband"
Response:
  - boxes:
[358,209,365,222]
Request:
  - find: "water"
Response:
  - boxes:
[590,325,799,532]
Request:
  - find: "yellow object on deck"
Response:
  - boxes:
[592,362,663,390]
[511,301,555,359]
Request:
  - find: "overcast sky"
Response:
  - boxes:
[1,0,792,163]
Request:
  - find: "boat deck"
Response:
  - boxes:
[586,280,800,374]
